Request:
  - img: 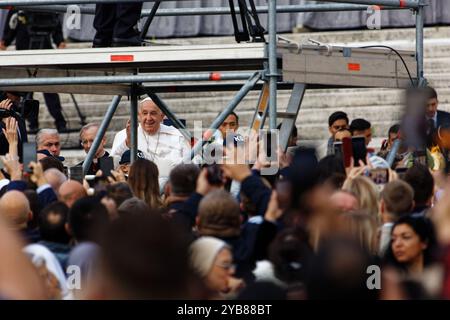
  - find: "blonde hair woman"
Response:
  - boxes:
[339,211,379,255]
[342,176,379,221]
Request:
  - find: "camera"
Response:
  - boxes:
[21,10,60,34]
[0,91,39,120]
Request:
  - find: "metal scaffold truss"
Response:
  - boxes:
[0,0,426,173]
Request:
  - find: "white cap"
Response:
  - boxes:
[189,236,230,277]
[139,97,153,104]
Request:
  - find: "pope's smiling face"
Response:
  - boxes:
[138,100,164,135]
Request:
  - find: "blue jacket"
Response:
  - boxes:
[7,181,58,209]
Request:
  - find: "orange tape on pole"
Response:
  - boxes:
[209,72,222,81]
[110,55,134,62]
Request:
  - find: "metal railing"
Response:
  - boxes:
[0,0,427,170]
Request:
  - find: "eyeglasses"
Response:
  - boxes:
[80,139,94,147]
[216,262,236,271]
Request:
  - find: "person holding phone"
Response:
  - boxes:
[77,123,110,175]
[350,118,372,148]
[0,98,28,160]
[318,111,349,159]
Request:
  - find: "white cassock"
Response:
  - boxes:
[111,123,191,190]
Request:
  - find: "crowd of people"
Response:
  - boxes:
[1,86,450,300]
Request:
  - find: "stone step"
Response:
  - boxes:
[36,80,450,122]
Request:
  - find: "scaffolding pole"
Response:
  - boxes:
[10,4,411,16]
[1,0,420,6]
[82,95,122,175]
[0,0,160,5]
[322,0,420,9]
[0,72,256,87]
[268,0,277,131]
[130,85,139,163]
[415,0,426,87]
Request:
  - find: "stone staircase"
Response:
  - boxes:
[29,26,450,166]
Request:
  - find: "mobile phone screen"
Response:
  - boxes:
[369,168,389,185]
[352,137,367,167]
[342,137,353,168]
[70,166,83,183]
[333,141,343,158]
[22,142,37,173]
[99,157,114,177]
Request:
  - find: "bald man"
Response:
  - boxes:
[111,98,190,182]
[58,181,87,208]
[0,190,32,231]
[44,168,67,196]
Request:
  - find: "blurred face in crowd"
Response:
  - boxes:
[426,97,438,119]
[119,163,130,176]
[38,133,61,156]
[219,114,239,138]
[391,223,427,266]
[330,191,359,213]
[329,119,348,137]
[334,129,351,142]
[353,128,372,146]
[80,126,106,159]
[138,100,164,135]
[388,132,398,148]
[205,248,234,293]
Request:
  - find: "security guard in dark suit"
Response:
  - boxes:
[0,9,68,133]
[93,2,143,47]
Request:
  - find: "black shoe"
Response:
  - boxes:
[93,38,112,48]
[111,36,146,47]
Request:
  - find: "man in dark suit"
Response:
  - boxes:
[93,2,143,47]
[425,87,450,162]
[425,86,450,130]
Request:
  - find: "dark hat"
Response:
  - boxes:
[37,149,65,162]
[119,149,145,165]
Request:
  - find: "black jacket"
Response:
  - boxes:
[437,110,450,128]
[77,151,110,176]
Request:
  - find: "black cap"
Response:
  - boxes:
[119,149,145,165]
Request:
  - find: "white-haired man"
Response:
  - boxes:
[36,129,61,159]
[77,123,110,175]
[111,98,190,183]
